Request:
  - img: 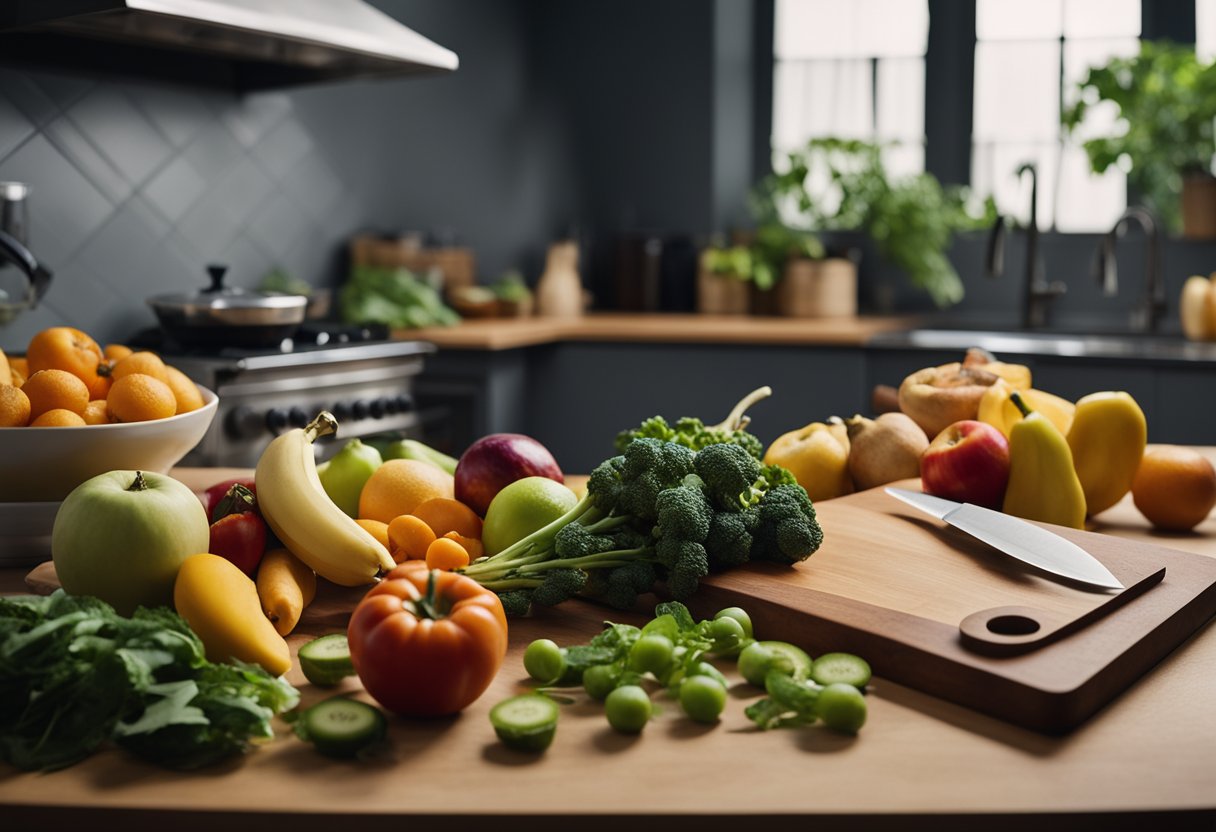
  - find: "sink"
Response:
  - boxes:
[869,327,1216,363]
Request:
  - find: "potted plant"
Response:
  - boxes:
[698,226,825,315]
[755,138,992,311]
[1062,40,1216,238]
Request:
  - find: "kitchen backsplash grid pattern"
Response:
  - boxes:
[0,68,362,349]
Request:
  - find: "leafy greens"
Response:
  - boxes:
[0,590,299,772]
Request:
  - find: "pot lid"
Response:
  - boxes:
[148,264,308,311]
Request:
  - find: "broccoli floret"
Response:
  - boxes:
[610,561,657,593]
[654,537,706,570]
[614,416,676,452]
[497,590,534,617]
[760,463,799,488]
[665,552,710,600]
[751,484,824,565]
[618,439,695,520]
[531,569,588,607]
[554,523,619,559]
[705,509,757,569]
[587,455,627,513]
[694,443,763,511]
[654,484,713,542]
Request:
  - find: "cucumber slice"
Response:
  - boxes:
[489,694,559,752]
[295,697,387,759]
[809,652,872,689]
[738,640,813,686]
[299,634,355,686]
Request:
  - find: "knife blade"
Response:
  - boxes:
[884,487,1124,591]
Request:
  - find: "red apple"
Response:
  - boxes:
[920,420,1011,509]
[455,433,564,516]
[201,476,257,520]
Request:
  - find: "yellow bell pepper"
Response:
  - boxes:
[763,418,853,502]
[978,379,1075,438]
[1065,391,1147,517]
[1002,392,1087,529]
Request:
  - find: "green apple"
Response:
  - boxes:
[51,470,210,616]
[318,439,383,518]
[482,476,578,556]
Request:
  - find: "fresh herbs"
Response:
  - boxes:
[0,590,299,771]
[755,137,994,308]
[1062,40,1216,234]
[340,264,461,329]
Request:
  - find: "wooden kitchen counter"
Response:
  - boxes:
[396,312,920,351]
[2,467,1214,830]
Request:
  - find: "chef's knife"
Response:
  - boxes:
[884,487,1124,591]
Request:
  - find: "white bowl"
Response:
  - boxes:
[0,386,218,503]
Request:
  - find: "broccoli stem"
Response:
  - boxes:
[465,547,653,584]
[464,494,599,577]
[709,386,772,433]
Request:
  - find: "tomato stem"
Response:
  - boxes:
[406,570,445,621]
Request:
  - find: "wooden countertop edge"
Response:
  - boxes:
[395,313,922,351]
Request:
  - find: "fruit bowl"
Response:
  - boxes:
[0,386,218,503]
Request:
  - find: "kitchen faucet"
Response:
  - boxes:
[984,162,1066,329]
[1092,206,1165,333]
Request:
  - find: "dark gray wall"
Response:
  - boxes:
[0,0,579,350]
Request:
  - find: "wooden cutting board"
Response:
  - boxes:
[689,482,1216,734]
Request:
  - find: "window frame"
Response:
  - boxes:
[757,0,1200,231]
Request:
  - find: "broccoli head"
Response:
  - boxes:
[531,568,588,607]
[654,483,713,543]
[617,438,696,520]
[664,551,711,600]
[751,484,824,565]
[587,454,627,513]
[694,442,763,512]
[497,590,534,617]
[614,416,677,452]
[654,536,707,571]
[705,508,758,569]
[554,523,620,559]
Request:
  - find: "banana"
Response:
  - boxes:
[255,411,396,585]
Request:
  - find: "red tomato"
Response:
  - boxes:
[347,562,508,716]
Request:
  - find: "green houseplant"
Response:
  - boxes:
[1062,40,1216,235]
[754,138,992,309]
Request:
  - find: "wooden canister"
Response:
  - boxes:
[776,257,857,318]
[696,268,750,315]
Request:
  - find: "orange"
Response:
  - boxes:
[425,536,470,571]
[8,356,27,387]
[164,365,205,414]
[358,458,455,524]
[1131,445,1216,531]
[30,408,87,427]
[443,530,484,560]
[410,497,483,539]
[111,350,168,384]
[104,343,133,362]
[355,518,391,550]
[106,373,177,423]
[26,327,110,399]
[387,514,437,562]
[0,385,31,426]
[81,399,110,425]
[22,369,89,420]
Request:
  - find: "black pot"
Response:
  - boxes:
[147,264,307,348]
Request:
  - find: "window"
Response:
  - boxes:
[1200,0,1216,61]
[771,0,929,179]
[972,0,1141,232]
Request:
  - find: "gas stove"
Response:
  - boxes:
[133,324,435,467]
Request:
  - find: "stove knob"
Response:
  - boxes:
[288,407,309,428]
[352,399,370,420]
[265,408,290,433]
[332,401,352,421]
[369,398,387,418]
[394,394,414,413]
[384,396,400,415]
[226,406,265,440]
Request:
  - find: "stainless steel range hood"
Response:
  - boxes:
[0,0,458,90]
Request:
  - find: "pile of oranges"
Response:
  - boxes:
[350,459,484,571]
[0,326,204,428]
